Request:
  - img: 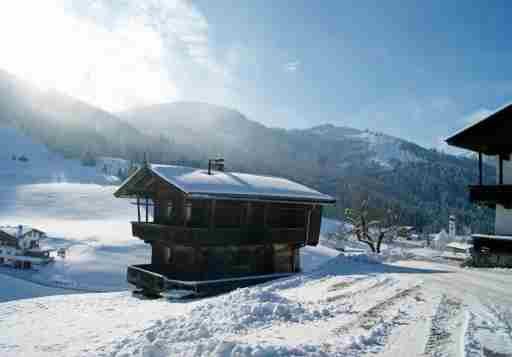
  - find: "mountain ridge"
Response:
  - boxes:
[0,70,494,232]
[120,101,494,233]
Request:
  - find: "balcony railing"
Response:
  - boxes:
[469,185,512,207]
[131,222,307,246]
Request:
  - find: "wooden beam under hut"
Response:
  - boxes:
[499,154,504,185]
[145,197,149,223]
[137,196,141,222]
[478,152,483,185]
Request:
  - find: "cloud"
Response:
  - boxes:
[0,0,231,112]
[284,60,300,72]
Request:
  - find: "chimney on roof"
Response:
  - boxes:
[208,158,225,175]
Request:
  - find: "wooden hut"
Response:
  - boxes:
[114,162,335,295]
[446,103,512,267]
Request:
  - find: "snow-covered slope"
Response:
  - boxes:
[0,126,117,185]
[302,124,425,170]
[0,125,145,292]
[350,130,425,168]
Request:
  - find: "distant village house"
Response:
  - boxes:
[0,225,53,269]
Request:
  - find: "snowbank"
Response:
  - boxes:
[98,250,425,357]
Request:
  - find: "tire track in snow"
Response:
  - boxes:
[328,284,424,357]
[325,276,396,304]
[334,284,421,336]
[424,294,462,356]
[217,278,414,356]
[464,304,512,357]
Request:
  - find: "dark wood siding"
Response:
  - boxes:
[266,203,308,228]
[144,243,298,280]
[307,206,322,246]
[214,200,243,228]
[151,241,170,265]
[189,200,209,228]
[133,222,307,246]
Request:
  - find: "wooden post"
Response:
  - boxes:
[499,154,504,185]
[305,207,312,245]
[263,203,268,228]
[137,196,141,223]
[245,202,252,226]
[145,197,149,223]
[209,200,216,231]
[478,152,483,185]
[184,201,191,228]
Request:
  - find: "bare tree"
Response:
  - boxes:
[343,199,402,253]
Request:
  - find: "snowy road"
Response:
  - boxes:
[374,260,512,357]
[1,258,511,357]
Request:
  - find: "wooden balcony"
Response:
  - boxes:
[131,222,307,246]
[469,185,512,207]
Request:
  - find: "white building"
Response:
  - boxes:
[0,225,53,269]
[446,103,512,267]
[448,215,456,237]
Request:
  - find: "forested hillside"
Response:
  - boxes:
[0,70,187,166]
[121,102,495,233]
[0,70,494,233]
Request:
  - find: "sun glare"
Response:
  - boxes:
[0,1,179,112]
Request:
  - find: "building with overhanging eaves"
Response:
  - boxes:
[446,103,512,267]
[114,162,335,296]
[0,225,52,269]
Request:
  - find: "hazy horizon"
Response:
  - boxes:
[0,0,510,151]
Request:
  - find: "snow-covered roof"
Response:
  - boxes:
[445,242,472,251]
[0,225,45,239]
[472,233,512,242]
[153,164,335,203]
[117,164,335,204]
[432,229,449,241]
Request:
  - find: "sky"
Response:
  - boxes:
[0,0,511,150]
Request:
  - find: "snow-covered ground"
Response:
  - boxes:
[0,272,71,303]
[1,255,512,357]
[0,183,150,292]
[0,125,150,292]
[1,124,512,356]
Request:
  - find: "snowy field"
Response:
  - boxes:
[0,183,150,293]
[1,255,512,357]
[1,126,512,356]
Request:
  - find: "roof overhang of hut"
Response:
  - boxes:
[446,104,512,155]
[114,164,336,205]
